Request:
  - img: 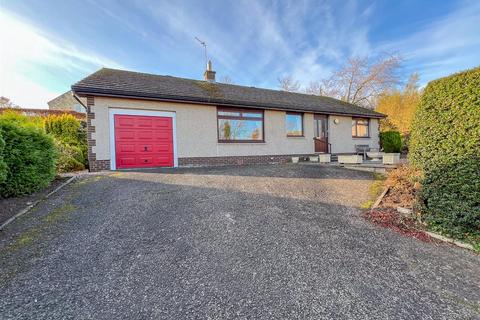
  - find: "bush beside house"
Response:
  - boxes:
[379,131,402,153]
[45,114,88,172]
[45,113,80,142]
[54,140,85,173]
[0,111,88,198]
[0,118,57,198]
[409,67,480,243]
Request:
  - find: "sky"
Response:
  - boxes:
[0,0,479,108]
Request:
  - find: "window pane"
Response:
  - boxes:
[218,111,241,117]
[357,124,368,137]
[242,112,263,118]
[286,114,303,135]
[352,118,369,137]
[218,119,263,140]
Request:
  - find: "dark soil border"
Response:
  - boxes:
[0,176,75,229]
[364,209,441,244]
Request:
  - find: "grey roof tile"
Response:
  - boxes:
[72,68,385,118]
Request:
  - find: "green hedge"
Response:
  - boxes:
[419,156,480,240]
[55,140,85,173]
[45,114,80,143]
[45,114,87,172]
[409,67,480,240]
[379,131,402,153]
[0,130,7,184]
[409,67,480,170]
[0,120,57,198]
[0,110,45,130]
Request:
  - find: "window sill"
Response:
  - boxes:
[287,135,305,138]
[352,136,371,139]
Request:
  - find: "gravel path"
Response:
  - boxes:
[1,164,479,319]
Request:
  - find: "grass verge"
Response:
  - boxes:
[360,173,385,209]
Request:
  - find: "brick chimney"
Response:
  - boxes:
[204,60,216,82]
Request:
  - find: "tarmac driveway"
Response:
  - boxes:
[1,164,479,319]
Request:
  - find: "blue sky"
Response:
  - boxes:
[1,0,479,108]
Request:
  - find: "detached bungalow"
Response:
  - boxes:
[72,63,385,171]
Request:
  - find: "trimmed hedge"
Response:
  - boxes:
[379,131,402,153]
[0,130,7,184]
[0,120,57,198]
[409,67,480,170]
[0,110,44,130]
[419,156,480,240]
[409,67,480,240]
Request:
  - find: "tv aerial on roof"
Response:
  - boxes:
[195,37,208,68]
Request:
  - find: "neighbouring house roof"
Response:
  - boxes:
[72,68,385,118]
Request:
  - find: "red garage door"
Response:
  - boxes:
[114,114,174,169]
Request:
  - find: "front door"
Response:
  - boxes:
[314,114,329,153]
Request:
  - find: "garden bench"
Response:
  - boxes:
[355,144,370,160]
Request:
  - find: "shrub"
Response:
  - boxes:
[409,67,480,171]
[409,67,480,241]
[0,110,44,130]
[77,122,88,167]
[379,131,402,153]
[419,157,480,241]
[45,114,87,170]
[401,133,410,153]
[55,140,85,173]
[45,114,80,144]
[0,120,56,197]
[0,130,7,184]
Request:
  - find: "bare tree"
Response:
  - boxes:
[309,54,401,108]
[220,75,234,84]
[305,81,323,95]
[0,96,17,108]
[278,76,301,92]
[404,72,420,94]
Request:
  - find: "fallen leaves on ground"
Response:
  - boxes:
[364,209,441,244]
[381,165,422,209]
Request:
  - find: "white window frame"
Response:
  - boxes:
[108,108,178,170]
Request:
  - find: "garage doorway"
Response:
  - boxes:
[109,109,177,169]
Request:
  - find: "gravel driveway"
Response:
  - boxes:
[1,164,479,319]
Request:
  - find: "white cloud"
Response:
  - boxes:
[377,1,480,83]
[290,50,332,85]
[135,0,370,89]
[241,0,372,88]
[0,9,122,108]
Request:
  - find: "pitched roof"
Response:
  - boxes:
[72,68,385,118]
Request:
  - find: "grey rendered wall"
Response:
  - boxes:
[328,115,380,153]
